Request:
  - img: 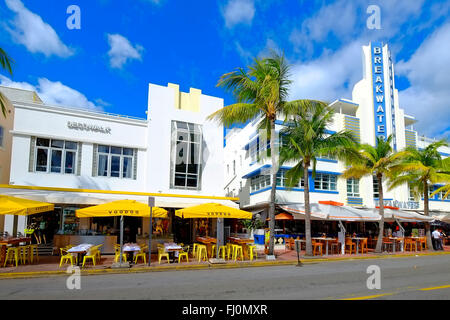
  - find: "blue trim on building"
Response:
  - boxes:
[316,158,338,163]
[242,164,271,179]
[339,99,359,106]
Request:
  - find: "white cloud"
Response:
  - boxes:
[107,34,144,69]
[4,0,74,58]
[288,41,363,103]
[289,0,426,55]
[0,75,102,111]
[396,22,450,138]
[222,0,255,28]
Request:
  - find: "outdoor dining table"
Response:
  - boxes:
[312,237,336,256]
[351,237,366,255]
[227,237,254,260]
[67,244,93,266]
[388,237,402,253]
[123,243,141,263]
[0,237,32,263]
[164,243,183,262]
[196,237,216,257]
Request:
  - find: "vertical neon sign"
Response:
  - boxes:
[371,42,387,142]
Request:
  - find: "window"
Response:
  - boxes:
[170,121,202,190]
[408,184,416,201]
[250,174,271,192]
[34,138,78,174]
[438,189,450,200]
[0,126,3,147]
[373,176,380,198]
[314,173,337,191]
[276,169,304,188]
[347,178,360,197]
[249,141,258,163]
[97,145,134,178]
[233,160,236,175]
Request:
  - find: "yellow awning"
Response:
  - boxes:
[76,200,168,218]
[175,203,251,219]
[0,195,54,216]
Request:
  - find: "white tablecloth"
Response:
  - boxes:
[123,244,141,252]
[68,244,93,253]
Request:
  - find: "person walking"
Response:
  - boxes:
[432,228,443,250]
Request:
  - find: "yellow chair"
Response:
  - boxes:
[114,247,127,263]
[192,243,200,258]
[134,246,148,264]
[94,244,103,262]
[82,249,97,268]
[197,245,208,262]
[232,244,244,261]
[29,244,39,263]
[158,247,170,264]
[178,246,189,263]
[248,245,258,261]
[59,248,77,267]
[4,247,20,267]
[216,245,227,260]
[18,245,30,265]
[226,243,233,260]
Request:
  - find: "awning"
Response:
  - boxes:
[365,207,434,222]
[75,200,168,218]
[430,213,450,223]
[279,202,381,222]
[0,185,239,209]
[175,203,252,219]
[0,195,54,216]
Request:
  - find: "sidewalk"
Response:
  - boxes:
[1,245,449,279]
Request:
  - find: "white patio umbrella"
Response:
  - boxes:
[431,213,450,223]
[363,207,434,223]
[279,202,381,222]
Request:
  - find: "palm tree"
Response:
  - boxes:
[279,102,359,256]
[0,47,14,118]
[389,140,450,250]
[207,52,314,255]
[342,135,404,253]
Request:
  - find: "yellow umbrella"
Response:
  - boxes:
[75,200,167,218]
[0,195,54,216]
[75,200,168,265]
[175,203,251,219]
[176,203,251,260]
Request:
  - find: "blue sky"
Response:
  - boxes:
[0,0,449,137]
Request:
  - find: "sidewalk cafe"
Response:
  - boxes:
[0,195,54,267]
[274,201,435,256]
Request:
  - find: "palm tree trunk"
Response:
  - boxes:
[304,162,312,256]
[423,180,433,250]
[268,119,277,256]
[375,175,384,253]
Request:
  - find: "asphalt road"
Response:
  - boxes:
[0,255,449,300]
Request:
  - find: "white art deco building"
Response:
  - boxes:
[0,83,235,246]
[223,42,450,219]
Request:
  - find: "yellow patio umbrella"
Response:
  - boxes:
[76,200,168,265]
[0,195,54,216]
[175,203,252,259]
[175,203,252,219]
[75,200,168,218]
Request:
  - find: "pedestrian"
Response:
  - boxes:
[432,228,443,250]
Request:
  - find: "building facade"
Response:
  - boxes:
[223,42,450,218]
[0,83,232,244]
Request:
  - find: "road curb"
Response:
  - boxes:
[0,251,448,280]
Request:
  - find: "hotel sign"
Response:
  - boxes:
[67,121,111,134]
[371,42,387,142]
